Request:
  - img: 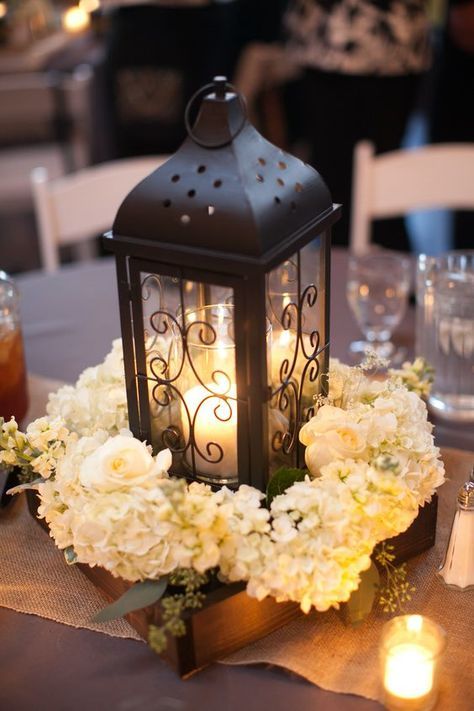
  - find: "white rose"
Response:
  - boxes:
[79,433,170,491]
[300,407,368,475]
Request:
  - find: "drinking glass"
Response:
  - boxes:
[0,271,28,423]
[416,251,474,422]
[346,252,411,360]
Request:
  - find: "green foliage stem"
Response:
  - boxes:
[375,543,416,613]
[148,569,208,655]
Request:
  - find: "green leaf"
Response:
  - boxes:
[64,546,77,565]
[6,478,43,496]
[92,578,169,623]
[266,466,307,506]
[343,561,380,626]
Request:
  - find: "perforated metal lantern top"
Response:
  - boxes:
[112,77,333,260]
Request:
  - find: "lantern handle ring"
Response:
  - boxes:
[184,80,247,149]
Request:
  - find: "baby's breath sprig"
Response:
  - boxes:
[358,349,390,373]
[148,569,209,654]
[313,392,330,408]
[389,357,434,398]
[0,417,35,480]
[375,543,416,613]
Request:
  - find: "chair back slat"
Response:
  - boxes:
[350,141,474,254]
[32,157,169,271]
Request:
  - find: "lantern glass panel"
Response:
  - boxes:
[266,234,328,471]
[139,270,237,485]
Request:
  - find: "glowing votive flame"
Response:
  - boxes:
[62,6,90,33]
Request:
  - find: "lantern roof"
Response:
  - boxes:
[112,77,333,259]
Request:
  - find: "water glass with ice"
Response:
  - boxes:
[416,252,474,422]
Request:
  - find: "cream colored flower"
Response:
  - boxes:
[301,406,368,475]
[79,433,170,491]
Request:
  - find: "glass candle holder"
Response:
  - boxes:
[380,615,447,711]
[0,271,28,423]
[181,303,238,485]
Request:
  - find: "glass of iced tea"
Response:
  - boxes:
[0,271,28,423]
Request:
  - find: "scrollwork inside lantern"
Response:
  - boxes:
[267,235,327,471]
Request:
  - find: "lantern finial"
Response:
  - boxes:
[213,76,228,100]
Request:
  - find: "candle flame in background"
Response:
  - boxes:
[0,3,7,20]
[278,297,292,349]
[79,0,100,12]
[62,6,90,33]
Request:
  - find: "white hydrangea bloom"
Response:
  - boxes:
[24,346,445,615]
[46,339,128,437]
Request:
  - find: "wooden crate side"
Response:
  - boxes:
[191,589,300,670]
[387,494,438,563]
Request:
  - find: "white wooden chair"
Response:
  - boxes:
[31,156,169,272]
[350,141,474,255]
[0,67,93,212]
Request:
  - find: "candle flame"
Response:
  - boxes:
[406,615,423,633]
[62,6,90,33]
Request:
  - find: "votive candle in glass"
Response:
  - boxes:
[380,615,446,711]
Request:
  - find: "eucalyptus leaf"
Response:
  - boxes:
[6,478,43,496]
[64,546,78,565]
[92,577,169,623]
[343,561,380,626]
[266,466,307,506]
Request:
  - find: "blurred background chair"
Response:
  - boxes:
[0,66,93,208]
[350,141,474,255]
[31,155,169,272]
[0,66,94,272]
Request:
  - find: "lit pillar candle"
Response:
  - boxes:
[181,303,238,483]
[380,615,446,711]
[181,383,237,482]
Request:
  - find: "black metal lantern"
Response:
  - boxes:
[105,77,340,490]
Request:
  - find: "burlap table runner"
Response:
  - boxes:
[0,375,141,641]
[1,375,473,707]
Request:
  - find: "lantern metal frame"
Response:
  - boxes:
[105,78,340,491]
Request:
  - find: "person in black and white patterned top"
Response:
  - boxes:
[285,0,432,249]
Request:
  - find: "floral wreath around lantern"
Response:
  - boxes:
[0,341,443,649]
